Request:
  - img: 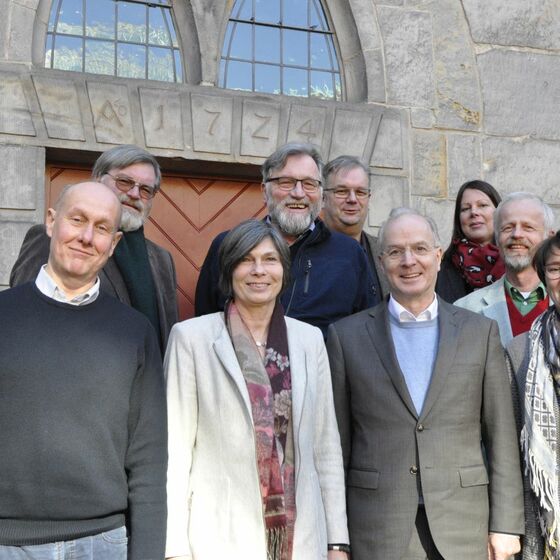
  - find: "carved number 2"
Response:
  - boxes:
[205,108,221,136]
[252,113,271,140]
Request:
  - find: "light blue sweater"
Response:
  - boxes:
[389,315,439,415]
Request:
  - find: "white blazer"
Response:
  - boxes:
[164,312,348,559]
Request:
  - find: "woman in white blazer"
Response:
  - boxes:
[165,220,348,560]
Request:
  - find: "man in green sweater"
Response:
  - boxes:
[0,182,167,559]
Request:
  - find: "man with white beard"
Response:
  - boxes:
[195,142,375,337]
[10,145,178,350]
[455,192,555,346]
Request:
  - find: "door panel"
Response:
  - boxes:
[46,166,266,320]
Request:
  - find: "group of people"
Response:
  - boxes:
[0,140,558,560]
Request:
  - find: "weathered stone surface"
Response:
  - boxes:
[371,108,407,170]
[446,134,481,198]
[329,109,373,160]
[240,100,281,157]
[140,88,183,150]
[463,0,560,50]
[410,108,434,129]
[479,49,560,141]
[0,74,35,136]
[415,197,455,248]
[377,7,435,108]
[33,76,85,141]
[286,105,327,147]
[87,82,135,144]
[0,221,35,286]
[412,130,446,197]
[0,145,44,209]
[5,2,35,63]
[191,94,233,154]
[368,174,408,230]
[482,137,560,204]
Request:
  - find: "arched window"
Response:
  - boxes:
[45,0,183,82]
[220,0,342,100]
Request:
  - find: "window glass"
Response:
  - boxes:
[46,0,183,83]
[220,0,342,100]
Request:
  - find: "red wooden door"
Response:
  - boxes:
[46,166,266,319]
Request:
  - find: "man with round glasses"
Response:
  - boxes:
[10,144,178,351]
[195,142,376,337]
[322,155,387,303]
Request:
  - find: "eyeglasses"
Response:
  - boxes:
[324,188,371,200]
[544,265,560,280]
[382,244,438,261]
[105,173,158,200]
[267,176,322,193]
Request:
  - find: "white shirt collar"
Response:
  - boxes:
[388,294,439,323]
[35,265,100,306]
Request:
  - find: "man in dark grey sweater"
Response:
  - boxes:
[0,182,167,559]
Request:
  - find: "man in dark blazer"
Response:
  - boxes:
[10,145,178,350]
[321,155,388,300]
[327,207,524,560]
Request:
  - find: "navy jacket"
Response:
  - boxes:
[195,219,378,337]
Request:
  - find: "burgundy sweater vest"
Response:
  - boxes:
[505,289,549,337]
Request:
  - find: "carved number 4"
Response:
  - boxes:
[297,119,316,142]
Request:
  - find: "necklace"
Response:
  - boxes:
[254,339,267,348]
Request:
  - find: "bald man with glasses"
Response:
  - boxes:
[10,144,178,351]
[195,142,376,337]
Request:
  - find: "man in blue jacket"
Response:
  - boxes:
[195,142,377,337]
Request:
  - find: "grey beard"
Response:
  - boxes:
[503,253,533,272]
[119,207,145,231]
[271,208,313,236]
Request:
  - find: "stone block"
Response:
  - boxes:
[371,109,407,170]
[412,130,446,197]
[463,0,560,50]
[364,49,386,103]
[446,134,481,198]
[478,49,560,141]
[377,7,435,108]
[240,100,281,158]
[369,174,408,229]
[0,145,44,210]
[411,108,434,129]
[87,82,135,144]
[191,93,233,154]
[5,3,34,63]
[482,137,560,205]
[286,105,327,147]
[0,73,35,136]
[415,197,455,248]
[139,88,183,150]
[0,221,34,286]
[329,109,374,160]
[33,76,85,141]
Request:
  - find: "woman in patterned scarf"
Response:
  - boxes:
[507,231,560,560]
[164,219,349,560]
[436,180,504,303]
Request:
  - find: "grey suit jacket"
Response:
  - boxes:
[327,298,524,560]
[10,224,178,349]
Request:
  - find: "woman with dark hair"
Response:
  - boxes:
[164,219,349,560]
[507,232,560,560]
[436,179,505,302]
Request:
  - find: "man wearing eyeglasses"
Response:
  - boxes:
[195,142,376,337]
[455,192,555,346]
[327,207,523,560]
[10,144,178,351]
[322,155,387,302]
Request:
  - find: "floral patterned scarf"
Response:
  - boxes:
[225,300,296,560]
[451,237,505,288]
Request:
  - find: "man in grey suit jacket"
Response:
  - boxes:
[327,207,523,560]
[322,155,388,301]
[455,192,555,346]
[10,145,178,349]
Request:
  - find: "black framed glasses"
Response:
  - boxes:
[544,265,560,280]
[105,173,158,200]
[267,176,322,193]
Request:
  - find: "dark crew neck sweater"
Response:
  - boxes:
[0,283,167,559]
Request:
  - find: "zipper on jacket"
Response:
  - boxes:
[303,259,312,295]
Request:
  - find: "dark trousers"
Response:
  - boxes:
[402,506,445,560]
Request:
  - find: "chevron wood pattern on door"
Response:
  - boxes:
[46,166,266,320]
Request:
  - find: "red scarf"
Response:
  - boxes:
[451,238,505,289]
